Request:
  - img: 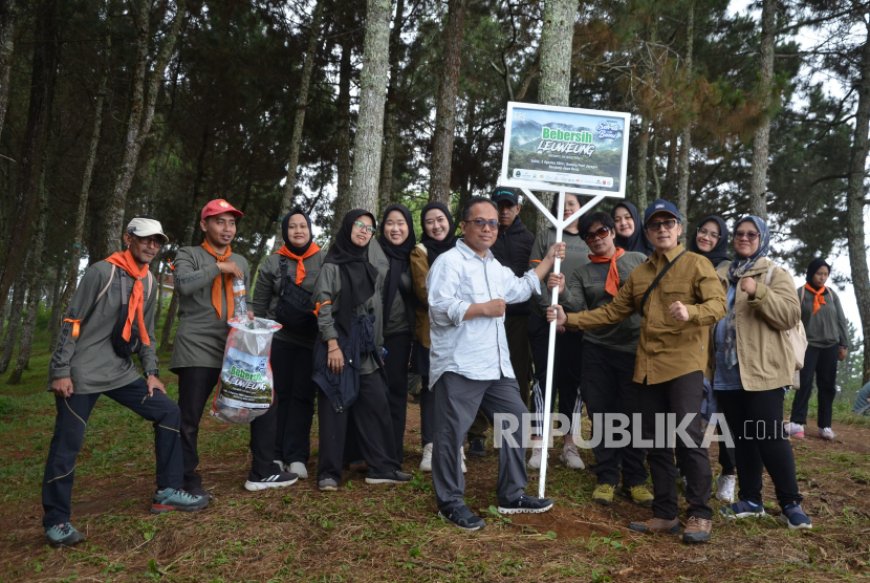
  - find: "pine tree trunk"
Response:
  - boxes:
[275,2,322,244]
[102,0,186,258]
[539,0,574,107]
[636,118,650,210]
[347,0,391,214]
[429,0,468,204]
[846,18,870,383]
[0,0,17,139]
[749,0,776,220]
[9,285,41,384]
[51,33,109,345]
[0,278,26,374]
[676,3,694,222]
[378,0,406,209]
[332,23,354,233]
[0,0,58,331]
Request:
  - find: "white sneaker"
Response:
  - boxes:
[289,461,308,480]
[560,440,584,470]
[716,474,736,503]
[528,440,546,469]
[420,443,433,472]
[783,422,805,439]
[819,427,836,441]
[460,446,467,474]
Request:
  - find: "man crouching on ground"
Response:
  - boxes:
[42,218,208,548]
[427,196,564,531]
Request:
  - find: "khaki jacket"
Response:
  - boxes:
[410,244,432,348]
[715,258,801,391]
[566,244,726,385]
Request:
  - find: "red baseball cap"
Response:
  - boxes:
[201,198,244,220]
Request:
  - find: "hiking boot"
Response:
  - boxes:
[318,477,339,492]
[467,437,486,458]
[720,499,765,519]
[621,484,654,508]
[716,474,737,503]
[419,443,433,472]
[151,488,209,514]
[527,440,545,470]
[779,502,812,530]
[438,505,485,531]
[784,422,804,439]
[244,466,298,491]
[288,461,308,480]
[365,470,413,485]
[682,516,712,544]
[592,483,615,506]
[628,517,680,535]
[45,522,85,548]
[818,427,836,441]
[497,493,554,515]
[560,440,584,469]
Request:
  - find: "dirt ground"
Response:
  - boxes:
[1,402,868,582]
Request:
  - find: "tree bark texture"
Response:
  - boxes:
[0,276,26,374]
[0,0,17,139]
[349,0,391,214]
[636,118,650,210]
[379,0,406,208]
[429,0,467,204]
[0,0,58,335]
[846,17,870,382]
[332,31,353,233]
[749,0,776,220]
[276,1,322,244]
[538,0,575,107]
[102,0,186,258]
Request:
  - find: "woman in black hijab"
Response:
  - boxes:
[611,201,653,255]
[312,209,411,491]
[378,204,417,462]
[689,215,730,268]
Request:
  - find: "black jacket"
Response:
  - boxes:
[490,217,535,316]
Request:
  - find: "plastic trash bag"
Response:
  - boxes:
[211,316,281,423]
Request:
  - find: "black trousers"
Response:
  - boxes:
[717,388,802,508]
[317,371,400,481]
[713,390,736,475]
[581,342,647,487]
[270,339,316,465]
[636,371,712,520]
[43,379,182,527]
[528,311,583,431]
[384,333,413,462]
[790,344,839,428]
[177,366,277,487]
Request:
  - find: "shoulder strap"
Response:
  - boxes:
[764,263,775,285]
[279,256,289,289]
[640,250,687,317]
[95,265,116,303]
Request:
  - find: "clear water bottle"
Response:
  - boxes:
[232,277,248,316]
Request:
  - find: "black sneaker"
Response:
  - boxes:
[497,493,554,515]
[365,470,412,484]
[467,438,487,457]
[244,469,298,492]
[438,505,485,531]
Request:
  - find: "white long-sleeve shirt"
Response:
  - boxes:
[427,239,541,387]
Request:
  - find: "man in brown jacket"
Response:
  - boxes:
[550,199,726,544]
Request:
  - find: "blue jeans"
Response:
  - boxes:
[42,379,183,527]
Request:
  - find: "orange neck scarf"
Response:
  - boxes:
[105,250,151,346]
[201,241,234,320]
[588,247,625,297]
[804,283,827,314]
[276,242,321,285]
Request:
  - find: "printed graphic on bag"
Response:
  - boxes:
[218,346,273,409]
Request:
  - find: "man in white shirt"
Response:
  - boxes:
[427,196,563,530]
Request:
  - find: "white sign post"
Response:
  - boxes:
[498,102,631,498]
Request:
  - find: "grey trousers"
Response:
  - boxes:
[432,372,529,511]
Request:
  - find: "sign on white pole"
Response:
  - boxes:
[498,102,630,499]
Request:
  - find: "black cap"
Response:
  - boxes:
[491,186,522,206]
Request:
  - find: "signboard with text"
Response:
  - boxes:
[499,102,630,198]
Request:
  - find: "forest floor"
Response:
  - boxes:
[1,347,869,582]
